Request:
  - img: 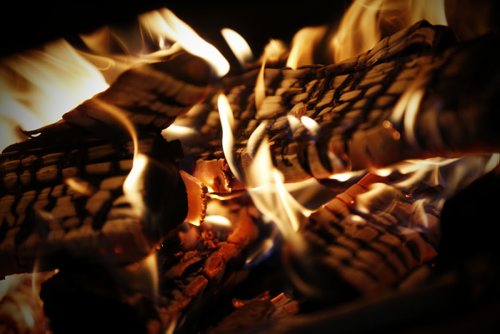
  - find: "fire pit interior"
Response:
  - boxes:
[1,1,499,333]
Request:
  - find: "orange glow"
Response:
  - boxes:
[0,40,108,150]
[221,28,254,67]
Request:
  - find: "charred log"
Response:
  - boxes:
[287,174,440,304]
[180,21,499,187]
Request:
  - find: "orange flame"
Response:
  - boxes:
[286,26,326,69]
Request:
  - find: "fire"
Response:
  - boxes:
[255,60,267,110]
[221,28,254,67]
[139,9,230,77]
[286,26,327,69]
[255,39,287,110]
[330,0,447,63]
[204,215,232,227]
[246,137,307,242]
[300,116,320,137]
[217,94,242,181]
[0,40,108,150]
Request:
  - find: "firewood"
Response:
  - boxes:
[0,134,187,277]
[286,174,440,303]
[39,198,260,333]
[156,197,260,331]
[179,21,499,186]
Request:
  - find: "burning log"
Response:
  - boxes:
[52,52,210,135]
[0,134,187,277]
[39,198,260,333]
[287,173,440,303]
[0,50,217,277]
[181,21,499,187]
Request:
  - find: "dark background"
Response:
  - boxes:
[0,0,349,57]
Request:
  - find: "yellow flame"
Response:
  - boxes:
[247,121,268,158]
[0,40,108,150]
[286,26,326,69]
[217,94,242,181]
[255,60,267,110]
[204,215,232,227]
[390,85,425,148]
[161,124,198,142]
[221,28,254,67]
[260,39,288,63]
[140,9,229,77]
[246,137,307,242]
[330,0,447,63]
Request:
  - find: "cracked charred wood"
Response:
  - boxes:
[285,173,440,303]
[178,21,499,189]
[0,134,187,277]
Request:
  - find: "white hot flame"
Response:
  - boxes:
[221,28,254,67]
[300,116,320,136]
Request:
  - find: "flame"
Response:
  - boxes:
[255,60,267,110]
[217,94,242,181]
[221,28,254,67]
[260,39,288,63]
[0,40,108,150]
[161,124,198,142]
[330,0,447,63]
[300,116,320,136]
[65,177,94,196]
[140,9,230,77]
[204,215,232,227]
[246,137,307,242]
[287,115,302,134]
[286,26,326,69]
